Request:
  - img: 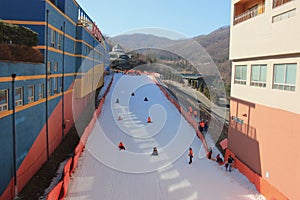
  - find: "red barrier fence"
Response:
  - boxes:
[46,181,63,200]
[46,76,113,200]
[151,72,287,199]
[151,75,208,153]
[46,73,210,200]
[225,149,288,200]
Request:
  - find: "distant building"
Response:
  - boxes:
[229,0,299,199]
[112,43,125,53]
[109,44,131,68]
[109,44,130,61]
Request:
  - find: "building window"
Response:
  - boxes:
[15,87,23,107]
[38,84,44,100]
[53,62,58,72]
[58,33,62,49]
[234,1,265,25]
[272,9,296,23]
[28,85,34,103]
[234,65,247,85]
[47,61,51,74]
[273,0,294,8]
[273,63,297,91]
[0,89,8,112]
[251,64,267,87]
[51,29,56,48]
[48,79,52,96]
[47,79,52,97]
[53,77,58,94]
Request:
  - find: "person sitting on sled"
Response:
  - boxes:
[151,147,158,156]
[118,142,126,150]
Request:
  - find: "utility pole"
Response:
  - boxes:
[11,73,18,199]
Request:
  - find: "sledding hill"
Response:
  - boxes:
[66,73,264,200]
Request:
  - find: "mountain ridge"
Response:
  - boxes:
[108,26,231,83]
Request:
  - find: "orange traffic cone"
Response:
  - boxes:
[147,116,152,123]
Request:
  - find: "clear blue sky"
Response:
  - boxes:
[76,0,231,39]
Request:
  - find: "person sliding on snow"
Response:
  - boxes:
[188,148,193,164]
[151,147,158,156]
[118,142,126,150]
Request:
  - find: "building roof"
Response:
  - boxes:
[112,43,124,53]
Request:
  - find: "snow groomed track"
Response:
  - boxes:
[66,73,265,200]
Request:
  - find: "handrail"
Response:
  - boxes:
[273,0,294,8]
[234,4,265,25]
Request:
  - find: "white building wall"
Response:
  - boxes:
[230,0,300,114]
[231,58,300,114]
[230,0,300,59]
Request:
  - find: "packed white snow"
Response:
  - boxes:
[66,73,265,200]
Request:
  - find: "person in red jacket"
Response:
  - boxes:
[207,148,212,159]
[188,148,194,164]
[118,142,126,150]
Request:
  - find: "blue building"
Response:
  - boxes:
[0,0,109,199]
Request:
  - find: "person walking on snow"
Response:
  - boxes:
[227,155,234,172]
[199,120,205,132]
[188,148,194,164]
[207,148,212,159]
[118,142,126,150]
[216,154,223,163]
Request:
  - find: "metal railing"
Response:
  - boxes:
[234,4,264,25]
[273,0,294,8]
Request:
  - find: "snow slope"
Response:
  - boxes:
[66,73,265,200]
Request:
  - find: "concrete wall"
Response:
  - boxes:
[229,0,300,199]
[230,0,300,59]
[229,98,300,200]
[231,57,300,115]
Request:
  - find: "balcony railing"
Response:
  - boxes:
[273,0,294,8]
[78,7,103,43]
[234,4,265,25]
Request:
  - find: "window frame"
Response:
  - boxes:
[0,89,8,112]
[28,85,35,103]
[53,62,58,72]
[250,64,267,87]
[15,87,23,107]
[273,63,297,91]
[51,29,56,48]
[53,77,58,94]
[58,33,62,49]
[272,8,296,23]
[38,83,44,100]
[273,0,294,9]
[47,61,51,74]
[48,79,52,96]
[234,65,247,85]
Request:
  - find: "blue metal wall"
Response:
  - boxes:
[0,61,48,194]
[0,0,45,21]
[0,0,110,196]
